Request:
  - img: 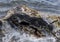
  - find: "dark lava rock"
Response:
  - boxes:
[0,21,2,28]
[0,21,5,39]
[7,13,53,31]
[6,13,53,37]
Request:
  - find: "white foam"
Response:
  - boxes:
[2,11,58,42]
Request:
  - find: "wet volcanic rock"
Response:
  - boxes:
[6,13,53,37]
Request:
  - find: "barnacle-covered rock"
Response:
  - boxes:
[47,15,60,29]
[20,5,41,17]
[46,14,60,40]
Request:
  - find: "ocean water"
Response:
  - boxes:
[0,0,60,42]
[0,0,60,18]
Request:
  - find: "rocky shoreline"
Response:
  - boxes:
[0,5,60,42]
